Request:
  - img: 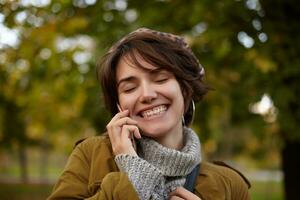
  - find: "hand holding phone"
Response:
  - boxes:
[106,105,141,156]
[117,104,138,151]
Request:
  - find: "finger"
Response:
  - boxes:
[117,125,139,155]
[169,196,184,200]
[107,117,138,143]
[114,117,138,127]
[120,125,140,151]
[107,117,130,143]
[169,187,201,200]
[107,110,129,131]
[106,125,120,145]
[107,118,138,150]
[108,125,134,155]
[169,195,184,200]
[107,112,133,139]
[110,109,129,122]
[132,126,141,139]
[122,124,141,139]
[121,125,140,139]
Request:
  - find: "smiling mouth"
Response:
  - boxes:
[140,105,167,118]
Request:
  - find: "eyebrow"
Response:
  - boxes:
[117,68,168,86]
[117,76,137,87]
[148,68,164,74]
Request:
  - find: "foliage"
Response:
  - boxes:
[0,0,299,187]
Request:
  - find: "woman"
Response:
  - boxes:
[48,28,250,200]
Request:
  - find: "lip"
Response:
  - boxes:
[135,104,169,117]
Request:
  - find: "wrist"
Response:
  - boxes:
[114,147,137,156]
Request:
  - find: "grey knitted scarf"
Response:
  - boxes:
[115,127,201,200]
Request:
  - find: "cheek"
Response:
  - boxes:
[118,94,136,111]
[177,93,185,114]
[177,85,188,113]
[165,82,185,111]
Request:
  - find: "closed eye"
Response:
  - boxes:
[152,70,172,83]
[119,82,137,94]
[123,87,136,93]
[155,78,169,83]
[154,74,170,83]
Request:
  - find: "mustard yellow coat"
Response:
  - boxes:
[47,136,251,200]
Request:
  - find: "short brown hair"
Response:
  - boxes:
[97,28,210,126]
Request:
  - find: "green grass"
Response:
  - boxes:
[0,183,53,200]
[0,181,284,200]
[250,181,284,200]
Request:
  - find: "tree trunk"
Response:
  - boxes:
[40,138,49,183]
[282,140,300,200]
[18,143,28,183]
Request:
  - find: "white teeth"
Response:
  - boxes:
[141,105,167,118]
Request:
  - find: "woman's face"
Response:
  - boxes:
[116,55,184,138]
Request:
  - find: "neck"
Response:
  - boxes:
[155,122,184,150]
[138,127,202,177]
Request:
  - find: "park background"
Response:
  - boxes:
[0,0,299,199]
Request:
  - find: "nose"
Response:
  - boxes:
[139,82,157,104]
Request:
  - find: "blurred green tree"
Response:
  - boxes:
[0,0,299,199]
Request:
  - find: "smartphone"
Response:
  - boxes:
[117,104,137,151]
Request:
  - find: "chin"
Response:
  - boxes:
[139,124,171,138]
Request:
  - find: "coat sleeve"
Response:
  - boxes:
[195,162,251,200]
[85,172,140,200]
[227,166,251,200]
[47,138,140,200]
[213,161,251,200]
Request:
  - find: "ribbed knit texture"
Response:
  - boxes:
[115,127,201,200]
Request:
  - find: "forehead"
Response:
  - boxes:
[116,53,160,80]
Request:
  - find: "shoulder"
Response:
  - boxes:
[201,161,250,188]
[74,134,111,151]
[71,134,113,162]
[195,161,251,200]
[210,161,251,187]
[69,134,118,181]
[74,134,111,149]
